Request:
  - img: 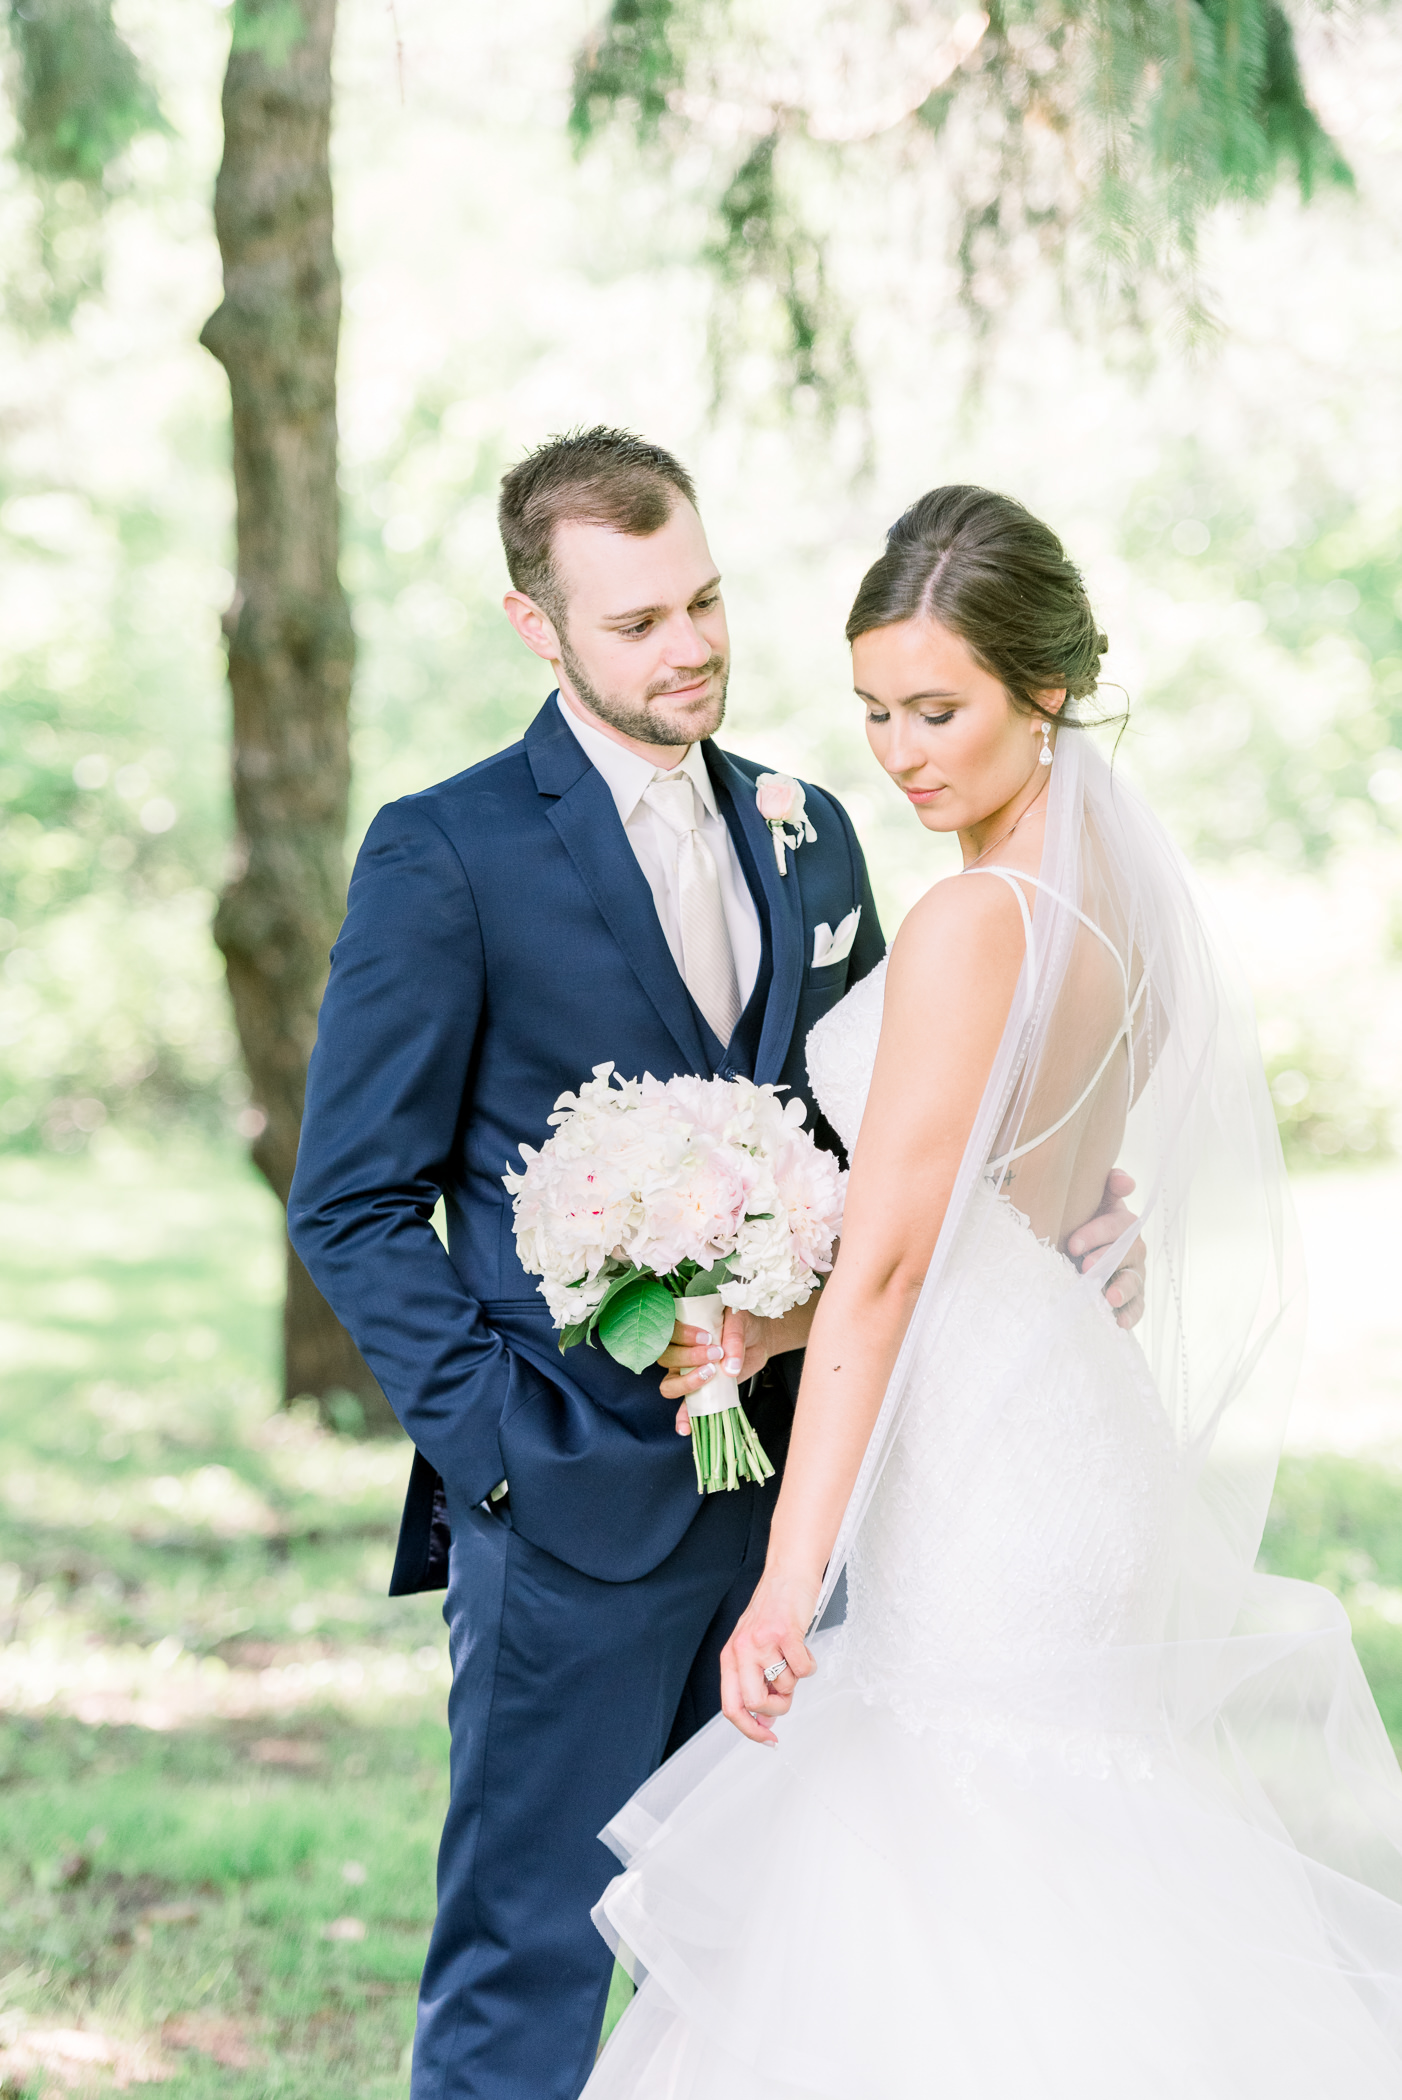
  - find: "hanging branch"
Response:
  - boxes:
[571,0,1353,400]
[2,0,167,320]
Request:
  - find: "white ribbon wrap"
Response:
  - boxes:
[671,1294,739,1419]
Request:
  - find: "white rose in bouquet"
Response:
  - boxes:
[503,1065,845,1492]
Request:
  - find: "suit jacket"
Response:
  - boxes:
[288,696,886,1592]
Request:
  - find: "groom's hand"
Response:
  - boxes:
[658,1309,771,1434]
[1067,1168,1146,1330]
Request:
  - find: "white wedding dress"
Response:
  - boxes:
[584,749,1402,2098]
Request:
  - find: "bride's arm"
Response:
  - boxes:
[719,873,1027,1744]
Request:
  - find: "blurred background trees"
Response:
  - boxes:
[4,0,165,319]
[3,0,384,1421]
[199,0,386,1425]
[572,0,1355,398]
[0,0,1400,1424]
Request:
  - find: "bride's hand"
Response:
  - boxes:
[720,1572,818,1745]
[657,1309,772,1434]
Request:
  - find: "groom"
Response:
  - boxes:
[289,427,1139,2098]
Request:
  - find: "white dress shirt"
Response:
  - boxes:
[556,694,762,1012]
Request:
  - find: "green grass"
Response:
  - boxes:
[1257,1453,1402,1740]
[0,1136,449,2095]
[0,1134,1397,2092]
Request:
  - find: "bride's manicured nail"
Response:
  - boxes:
[724,1358,741,1375]
[707,1344,723,1361]
[700,1364,717,1381]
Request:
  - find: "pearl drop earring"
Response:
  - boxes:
[1038,722,1054,768]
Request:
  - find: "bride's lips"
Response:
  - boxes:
[904,785,945,804]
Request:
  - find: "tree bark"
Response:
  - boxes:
[201,0,395,1435]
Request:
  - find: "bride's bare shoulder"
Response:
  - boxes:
[888,868,1029,986]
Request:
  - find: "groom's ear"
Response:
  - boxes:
[503,590,565,665]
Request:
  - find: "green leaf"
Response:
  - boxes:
[683,1258,732,1297]
[597,1274,677,1374]
[591,1265,643,1315]
[557,1320,590,1353]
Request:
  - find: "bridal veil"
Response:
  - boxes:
[590,731,1402,2089]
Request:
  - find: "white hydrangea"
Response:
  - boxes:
[503,1064,845,1326]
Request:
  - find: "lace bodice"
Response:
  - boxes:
[805,954,887,1157]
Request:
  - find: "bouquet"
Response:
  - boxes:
[503,1065,845,1492]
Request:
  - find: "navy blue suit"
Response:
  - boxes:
[289,696,884,2097]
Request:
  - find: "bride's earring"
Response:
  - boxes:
[1037,722,1054,768]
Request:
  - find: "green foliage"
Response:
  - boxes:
[229,0,308,70]
[558,1255,738,1374]
[1121,451,1402,867]
[571,0,688,140]
[705,131,854,410]
[5,0,163,186]
[2,0,167,322]
[569,0,1355,400]
[1114,442,1402,1167]
[682,1257,732,1296]
[1258,1453,1402,1737]
[0,457,239,1150]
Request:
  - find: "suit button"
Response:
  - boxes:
[718,1066,735,1080]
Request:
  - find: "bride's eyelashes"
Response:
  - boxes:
[863,708,955,727]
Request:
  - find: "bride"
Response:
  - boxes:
[583,485,1402,2096]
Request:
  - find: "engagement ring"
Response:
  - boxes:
[763,1657,790,1683]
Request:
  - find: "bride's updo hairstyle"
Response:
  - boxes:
[845,485,1113,729]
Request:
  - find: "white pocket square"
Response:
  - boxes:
[811,907,861,969]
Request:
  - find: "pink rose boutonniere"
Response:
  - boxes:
[755,772,817,875]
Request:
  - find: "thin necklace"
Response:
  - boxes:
[963,771,1049,872]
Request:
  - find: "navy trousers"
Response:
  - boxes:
[411,1477,775,2100]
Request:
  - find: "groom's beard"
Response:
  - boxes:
[558,641,729,750]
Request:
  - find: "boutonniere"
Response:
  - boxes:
[755,773,816,875]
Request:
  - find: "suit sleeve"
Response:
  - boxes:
[288,799,508,1504]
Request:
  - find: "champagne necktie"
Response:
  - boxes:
[643,771,743,1047]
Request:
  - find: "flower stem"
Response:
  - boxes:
[689,1403,774,1493]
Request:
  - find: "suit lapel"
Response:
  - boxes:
[705,743,804,1085]
[527,699,710,1075]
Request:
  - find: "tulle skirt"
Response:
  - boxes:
[585,1613,1402,2098]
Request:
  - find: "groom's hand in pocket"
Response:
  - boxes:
[659,1309,771,1435]
[1067,1168,1147,1330]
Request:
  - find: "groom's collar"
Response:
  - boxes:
[553,693,719,823]
[525,692,719,817]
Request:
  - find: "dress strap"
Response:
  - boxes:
[970,866,1131,997]
[961,866,1037,985]
[962,864,1145,1173]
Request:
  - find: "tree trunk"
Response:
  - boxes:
[200,0,395,1435]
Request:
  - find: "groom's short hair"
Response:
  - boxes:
[499,427,698,631]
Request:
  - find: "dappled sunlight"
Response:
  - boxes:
[0,1628,450,1734]
[0,2019,173,2089]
